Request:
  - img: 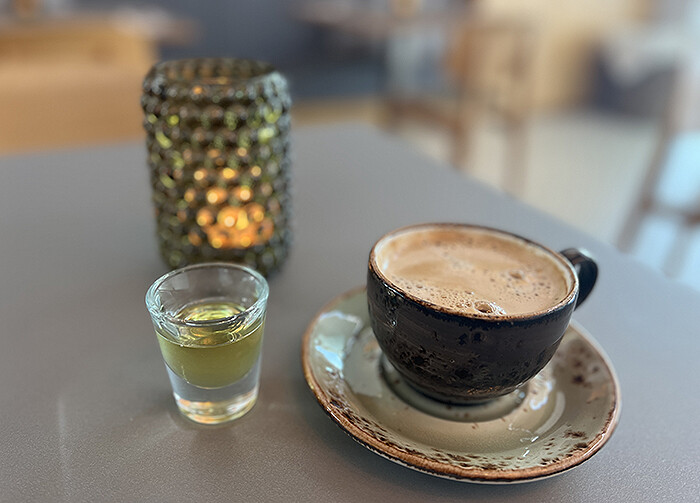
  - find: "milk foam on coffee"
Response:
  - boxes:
[375,227,572,316]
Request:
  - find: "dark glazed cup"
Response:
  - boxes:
[367,223,598,404]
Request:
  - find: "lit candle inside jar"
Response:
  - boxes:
[142,58,291,276]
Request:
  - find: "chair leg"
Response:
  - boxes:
[617,128,673,252]
[663,221,694,277]
[382,98,402,131]
[452,99,477,170]
[617,199,650,252]
[451,120,469,168]
[502,115,528,197]
[618,69,681,252]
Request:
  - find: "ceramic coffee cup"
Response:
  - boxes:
[367,223,597,404]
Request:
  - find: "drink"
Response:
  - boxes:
[146,263,269,424]
[374,226,571,316]
[368,223,596,403]
[156,300,264,388]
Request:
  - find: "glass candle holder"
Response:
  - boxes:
[141,58,292,276]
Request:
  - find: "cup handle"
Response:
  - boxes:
[560,248,598,308]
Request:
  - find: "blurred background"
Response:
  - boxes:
[2,0,699,289]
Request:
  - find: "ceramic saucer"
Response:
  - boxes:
[301,287,620,484]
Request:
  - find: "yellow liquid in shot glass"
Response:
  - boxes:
[156,300,264,388]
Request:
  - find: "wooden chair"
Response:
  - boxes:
[385,15,536,195]
[0,17,158,153]
[617,64,700,277]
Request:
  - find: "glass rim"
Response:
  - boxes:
[145,262,269,328]
[147,58,280,88]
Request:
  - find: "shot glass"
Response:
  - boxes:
[145,263,268,424]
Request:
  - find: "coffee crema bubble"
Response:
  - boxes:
[374,226,572,316]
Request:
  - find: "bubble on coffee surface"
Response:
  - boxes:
[474,300,506,315]
[377,227,570,316]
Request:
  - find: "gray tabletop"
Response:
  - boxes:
[1,124,698,502]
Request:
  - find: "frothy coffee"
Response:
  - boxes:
[374,226,572,316]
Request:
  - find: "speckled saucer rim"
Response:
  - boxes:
[301,286,621,484]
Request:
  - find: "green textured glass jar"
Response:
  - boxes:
[141,58,292,276]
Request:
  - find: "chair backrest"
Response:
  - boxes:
[443,16,536,115]
[0,19,156,68]
[0,18,157,153]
